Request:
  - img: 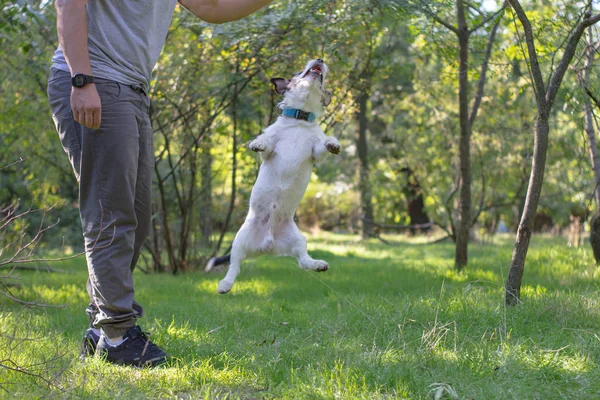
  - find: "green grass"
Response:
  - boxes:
[1,233,600,399]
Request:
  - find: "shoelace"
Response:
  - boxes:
[121,329,162,360]
[141,335,150,357]
[135,331,161,358]
[130,330,151,357]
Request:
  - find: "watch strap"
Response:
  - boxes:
[71,73,95,88]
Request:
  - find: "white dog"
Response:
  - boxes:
[205,58,341,294]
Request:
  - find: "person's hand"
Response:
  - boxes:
[71,84,101,129]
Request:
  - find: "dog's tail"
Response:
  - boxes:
[205,254,231,272]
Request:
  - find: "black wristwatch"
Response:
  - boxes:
[71,73,95,88]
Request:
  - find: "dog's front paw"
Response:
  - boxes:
[325,141,341,155]
[249,141,266,152]
[218,279,234,294]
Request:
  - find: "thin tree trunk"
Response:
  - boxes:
[583,96,600,206]
[469,17,501,229]
[156,163,180,274]
[506,114,550,304]
[582,23,600,207]
[580,6,600,263]
[199,139,213,248]
[455,0,471,269]
[214,74,239,255]
[178,144,197,270]
[422,0,504,268]
[505,0,600,304]
[149,200,165,273]
[356,84,374,239]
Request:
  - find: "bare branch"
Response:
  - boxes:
[508,0,548,109]
[417,1,459,34]
[465,1,485,17]
[0,330,67,390]
[0,156,28,171]
[469,11,503,126]
[444,176,460,239]
[546,12,600,108]
[0,202,33,231]
[433,220,454,239]
[362,218,433,231]
[585,84,600,109]
[0,265,72,273]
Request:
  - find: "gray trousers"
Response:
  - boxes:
[47,68,153,338]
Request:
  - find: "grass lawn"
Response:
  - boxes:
[1,233,599,399]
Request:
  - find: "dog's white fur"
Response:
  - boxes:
[210,59,341,294]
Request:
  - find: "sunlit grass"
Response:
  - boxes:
[1,233,600,398]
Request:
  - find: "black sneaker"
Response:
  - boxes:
[96,326,169,367]
[80,328,100,360]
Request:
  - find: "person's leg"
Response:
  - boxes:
[79,83,145,339]
[91,86,167,366]
[129,89,153,320]
[49,70,166,366]
[48,69,145,338]
[130,94,153,275]
[48,68,97,333]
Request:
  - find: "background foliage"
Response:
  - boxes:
[1,0,599,271]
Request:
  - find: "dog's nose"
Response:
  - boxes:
[317,58,324,63]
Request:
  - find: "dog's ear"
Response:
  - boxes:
[270,78,289,95]
[321,89,332,106]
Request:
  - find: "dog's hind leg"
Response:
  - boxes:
[218,245,246,293]
[284,222,328,272]
[217,234,248,294]
[261,206,277,252]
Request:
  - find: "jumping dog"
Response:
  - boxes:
[205,58,341,294]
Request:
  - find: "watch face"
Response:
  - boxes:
[74,75,85,87]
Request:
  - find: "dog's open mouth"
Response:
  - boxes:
[304,65,322,77]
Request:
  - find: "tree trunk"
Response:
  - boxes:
[199,139,213,248]
[214,78,238,255]
[505,114,549,304]
[356,85,374,239]
[580,13,600,263]
[178,141,198,271]
[402,168,430,234]
[149,200,165,273]
[590,214,600,264]
[156,164,180,274]
[423,0,502,267]
[455,0,471,269]
[583,89,600,207]
[505,0,600,304]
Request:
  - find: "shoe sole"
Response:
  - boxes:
[96,349,169,368]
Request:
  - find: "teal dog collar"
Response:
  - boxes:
[282,108,316,122]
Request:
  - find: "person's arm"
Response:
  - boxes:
[178,0,274,24]
[55,0,101,129]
